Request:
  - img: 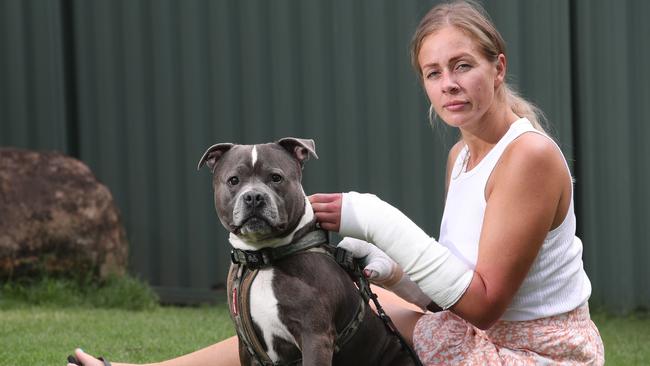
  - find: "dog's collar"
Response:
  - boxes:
[230,229,329,270]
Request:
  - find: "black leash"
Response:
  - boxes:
[333,246,425,366]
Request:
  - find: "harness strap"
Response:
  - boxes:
[227,228,330,364]
[334,296,366,353]
[228,230,423,366]
[307,246,369,354]
[231,230,329,270]
[228,265,277,366]
[316,246,423,365]
[228,246,369,366]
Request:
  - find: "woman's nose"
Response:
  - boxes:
[441,71,460,94]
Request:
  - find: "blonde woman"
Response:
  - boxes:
[70,1,604,365]
[311,1,604,364]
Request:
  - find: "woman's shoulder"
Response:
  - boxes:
[504,132,565,168]
[495,131,569,188]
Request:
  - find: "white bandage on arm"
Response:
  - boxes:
[338,237,433,311]
[389,272,437,311]
[339,192,474,309]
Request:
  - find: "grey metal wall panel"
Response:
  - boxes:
[2,0,648,310]
[0,0,68,152]
[487,0,575,160]
[573,0,650,312]
[70,0,229,292]
[60,0,449,297]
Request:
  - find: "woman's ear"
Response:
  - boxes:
[495,53,507,88]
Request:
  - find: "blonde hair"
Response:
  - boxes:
[411,0,547,133]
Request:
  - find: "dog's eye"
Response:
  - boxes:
[271,174,283,183]
[227,176,239,186]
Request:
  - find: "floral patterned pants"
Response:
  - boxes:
[413,305,604,365]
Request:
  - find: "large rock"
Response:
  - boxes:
[0,148,128,280]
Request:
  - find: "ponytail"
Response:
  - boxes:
[503,84,548,134]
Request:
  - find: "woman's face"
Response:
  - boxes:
[418,26,505,129]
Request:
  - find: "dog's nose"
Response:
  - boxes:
[243,191,265,208]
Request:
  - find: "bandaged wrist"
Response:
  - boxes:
[339,192,473,309]
[386,272,435,311]
[338,237,431,310]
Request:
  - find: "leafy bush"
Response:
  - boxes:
[0,274,158,310]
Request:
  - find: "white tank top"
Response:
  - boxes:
[439,118,592,321]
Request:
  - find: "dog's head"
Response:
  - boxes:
[198,138,318,245]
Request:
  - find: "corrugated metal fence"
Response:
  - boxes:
[1,0,648,312]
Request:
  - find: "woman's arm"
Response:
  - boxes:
[309,134,570,330]
[311,192,474,310]
[450,133,571,328]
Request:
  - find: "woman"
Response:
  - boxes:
[70,1,604,365]
[311,0,604,364]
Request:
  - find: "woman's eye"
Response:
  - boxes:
[456,63,471,71]
[425,70,440,79]
[227,176,239,186]
[271,174,283,183]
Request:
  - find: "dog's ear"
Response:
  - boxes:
[277,138,318,166]
[197,143,235,172]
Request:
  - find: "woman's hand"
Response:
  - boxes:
[337,237,399,284]
[308,193,342,232]
[67,348,105,366]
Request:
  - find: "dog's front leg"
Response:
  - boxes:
[300,332,335,366]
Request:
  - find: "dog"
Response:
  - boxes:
[197,137,418,366]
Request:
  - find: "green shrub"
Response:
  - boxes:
[0,274,158,310]
[87,275,159,310]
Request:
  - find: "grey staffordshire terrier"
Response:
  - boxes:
[198,138,418,366]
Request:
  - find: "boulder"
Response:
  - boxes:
[0,148,128,280]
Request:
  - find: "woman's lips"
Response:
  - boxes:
[443,101,468,111]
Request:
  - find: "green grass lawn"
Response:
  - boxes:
[591,309,650,365]
[2,305,649,365]
[1,278,649,365]
[0,304,235,365]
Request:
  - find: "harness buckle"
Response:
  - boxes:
[333,247,356,272]
[231,248,269,270]
[244,250,266,269]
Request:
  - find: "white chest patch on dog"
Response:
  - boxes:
[249,268,298,361]
[251,145,258,166]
